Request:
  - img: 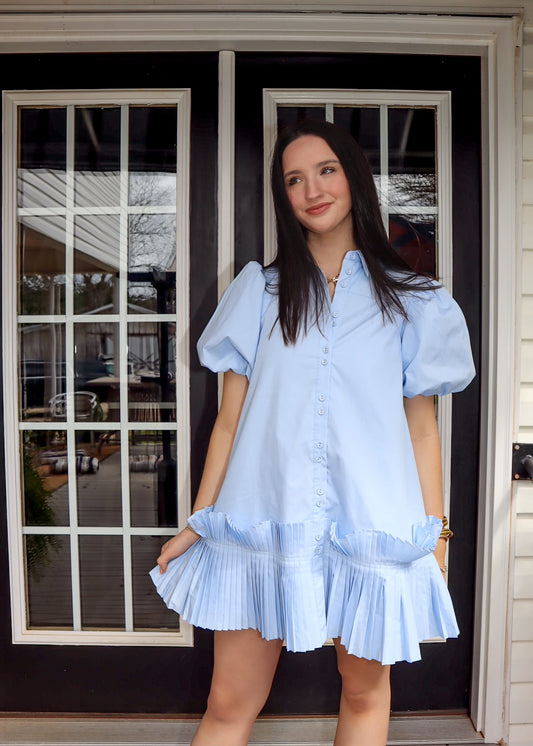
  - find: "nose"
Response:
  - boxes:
[304,175,323,201]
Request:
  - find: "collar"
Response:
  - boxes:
[349,250,370,278]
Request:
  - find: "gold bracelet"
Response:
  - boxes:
[439,565,448,573]
[439,516,454,541]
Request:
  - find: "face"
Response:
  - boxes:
[282,135,353,238]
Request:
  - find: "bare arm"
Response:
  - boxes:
[403,394,447,575]
[157,370,249,573]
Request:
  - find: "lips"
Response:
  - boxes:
[306,202,332,216]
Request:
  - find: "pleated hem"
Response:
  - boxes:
[149,507,458,665]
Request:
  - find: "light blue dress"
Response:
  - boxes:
[150,251,475,664]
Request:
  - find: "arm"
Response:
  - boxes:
[157,370,249,573]
[403,394,447,576]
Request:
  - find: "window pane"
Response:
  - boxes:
[129,106,177,207]
[22,431,69,527]
[26,534,72,628]
[79,535,125,629]
[19,323,66,421]
[128,322,176,422]
[18,107,66,209]
[19,216,66,315]
[77,431,121,527]
[334,106,380,173]
[132,536,180,630]
[74,216,119,316]
[388,108,436,208]
[130,430,177,527]
[390,214,437,275]
[74,107,120,207]
[128,214,176,314]
[74,322,119,422]
[277,106,326,132]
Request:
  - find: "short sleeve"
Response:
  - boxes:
[197,261,266,378]
[401,285,475,398]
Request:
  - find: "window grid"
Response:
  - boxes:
[4,90,192,646]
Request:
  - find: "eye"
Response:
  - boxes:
[321,166,336,175]
[286,176,302,187]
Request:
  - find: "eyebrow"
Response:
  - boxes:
[283,159,340,178]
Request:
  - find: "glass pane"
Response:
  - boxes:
[18,107,66,209]
[132,536,179,630]
[390,214,436,275]
[26,534,72,628]
[388,108,436,208]
[277,106,326,132]
[74,107,120,207]
[18,216,66,315]
[74,322,119,422]
[334,106,380,173]
[128,322,176,422]
[76,430,121,527]
[79,535,125,629]
[129,106,177,207]
[22,431,69,527]
[74,216,119,315]
[19,323,66,421]
[130,430,177,527]
[128,214,176,314]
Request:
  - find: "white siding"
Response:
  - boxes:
[512,23,533,744]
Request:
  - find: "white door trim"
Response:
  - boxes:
[0,11,521,745]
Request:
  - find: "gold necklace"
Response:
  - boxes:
[327,274,340,285]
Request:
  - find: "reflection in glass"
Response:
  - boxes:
[74,322,119,422]
[277,106,326,132]
[74,216,119,315]
[132,536,180,629]
[77,431,121,527]
[19,323,66,421]
[129,431,177,527]
[74,107,121,207]
[18,216,66,315]
[128,323,176,422]
[22,430,69,527]
[390,214,436,275]
[79,535,125,629]
[26,534,72,628]
[334,107,380,173]
[128,215,176,314]
[388,108,436,208]
[129,106,177,207]
[18,107,66,209]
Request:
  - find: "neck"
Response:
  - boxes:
[307,226,357,277]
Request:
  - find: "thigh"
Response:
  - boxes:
[333,638,390,692]
[210,629,283,709]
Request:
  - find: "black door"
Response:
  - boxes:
[234,53,481,714]
[0,50,480,716]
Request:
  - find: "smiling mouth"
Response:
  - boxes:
[306,203,332,216]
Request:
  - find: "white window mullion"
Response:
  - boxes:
[379,104,389,236]
[325,103,334,123]
[120,104,134,633]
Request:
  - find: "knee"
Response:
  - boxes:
[340,682,386,715]
[337,658,391,715]
[205,682,264,727]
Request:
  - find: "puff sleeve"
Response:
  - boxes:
[197,261,267,378]
[401,285,475,398]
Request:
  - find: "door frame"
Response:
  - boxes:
[0,11,521,744]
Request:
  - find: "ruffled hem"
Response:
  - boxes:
[149,508,458,665]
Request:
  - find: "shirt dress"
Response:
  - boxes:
[150,250,476,665]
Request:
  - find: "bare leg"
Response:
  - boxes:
[333,639,391,746]
[191,629,283,746]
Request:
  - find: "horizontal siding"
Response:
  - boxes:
[510,724,533,745]
[510,683,533,724]
[517,484,533,513]
[511,642,533,681]
[512,599,533,640]
[515,515,533,555]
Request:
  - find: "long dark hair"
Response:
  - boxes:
[269,118,437,345]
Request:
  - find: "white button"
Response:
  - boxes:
[340,281,347,288]
[314,547,321,555]
[350,251,356,259]
[316,456,323,462]
[315,533,322,541]
[346,268,352,275]
[317,488,324,495]
[323,347,329,354]
[318,408,325,415]
[333,312,339,318]
[316,500,323,507]
[321,359,328,366]
[317,442,323,448]
[318,394,325,401]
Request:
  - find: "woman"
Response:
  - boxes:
[151,119,475,745]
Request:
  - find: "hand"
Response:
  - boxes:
[433,537,448,579]
[157,527,200,574]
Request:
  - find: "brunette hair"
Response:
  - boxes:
[269,118,437,345]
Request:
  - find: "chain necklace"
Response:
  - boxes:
[327,274,340,285]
